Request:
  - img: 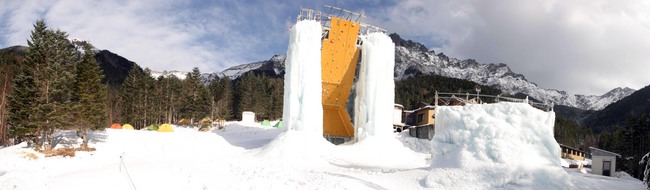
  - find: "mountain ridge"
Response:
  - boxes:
[213,33,634,110]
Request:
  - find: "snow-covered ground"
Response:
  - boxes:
[0,121,645,189]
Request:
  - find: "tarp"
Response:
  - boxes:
[262,120,271,126]
[122,124,134,130]
[110,123,122,129]
[273,121,282,128]
[158,124,174,132]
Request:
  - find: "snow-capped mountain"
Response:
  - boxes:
[388,33,635,110]
[150,70,188,80]
[215,54,286,79]
[200,33,634,110]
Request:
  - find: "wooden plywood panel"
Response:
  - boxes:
[321,17,360,138]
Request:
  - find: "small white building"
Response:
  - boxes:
[393,104,405,127]
[241,111,255,124]
[589,147,621,177]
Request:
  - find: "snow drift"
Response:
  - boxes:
[426,102,573,189]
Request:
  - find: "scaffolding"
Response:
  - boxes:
[298,6,387,36]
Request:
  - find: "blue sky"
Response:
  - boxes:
[1,0,650,95]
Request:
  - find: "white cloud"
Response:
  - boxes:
[378,0,650,95]
[0,0,292,74]
[2,1,649,95]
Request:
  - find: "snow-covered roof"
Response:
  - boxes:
[589,147,622,158]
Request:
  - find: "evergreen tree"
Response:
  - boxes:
[0,49,20,146]
[208,77,233,120]
[140,68,156,128]
[11,20,78,150]
[72,44,107,148]
[180,67,210,123]
[6,52,39,144]
[162,75,183,124]
[121,65,144,127]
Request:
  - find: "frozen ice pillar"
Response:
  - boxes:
[282,20,323,135]
[354,32,395,141]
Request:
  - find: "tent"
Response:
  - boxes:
[179,119,190,125]
[110,123,122,129]
[147,124,159,131]
[262,120,271,126]
[122,124,134,130]
[158,124,174,132]
[273,121,282,128]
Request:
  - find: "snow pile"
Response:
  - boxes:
[426,102,573,189]
[258,20,332,165]
[354,32,396,141]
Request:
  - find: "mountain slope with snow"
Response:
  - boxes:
[389,33,634,110]
[212,34,633,110]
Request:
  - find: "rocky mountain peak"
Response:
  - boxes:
[388,33,428,53]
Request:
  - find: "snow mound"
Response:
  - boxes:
[255,130,334,168]
[426,102,573,189]
[332,136,427,169]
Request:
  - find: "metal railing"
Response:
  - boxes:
[297,6,387,35]
[434,91,553,111]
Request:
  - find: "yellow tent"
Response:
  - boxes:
[158,124,174,132]
[122,124,134,130]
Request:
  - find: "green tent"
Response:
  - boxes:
[147,124,159,131]
[273,121,282,128]
[262,120,271,126]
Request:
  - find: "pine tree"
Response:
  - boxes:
[121,65,144,127]
[0,50,20,146]
[133,68,155,129]
[72,44,107,148]
[162,75,183,124]
[9,20,78,150]
[6,52,39,144]
[180,67,210,124]
[208,77,234,120]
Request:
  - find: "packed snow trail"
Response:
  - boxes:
[354,32,396,141]
[426,102,572,189]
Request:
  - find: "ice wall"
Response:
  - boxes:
[354,32,395,141]
[425,102,572,189]
[257,20,331,166]
[282,20,323,135]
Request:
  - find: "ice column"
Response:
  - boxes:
[282,20,323,135]
[354,32,396,141]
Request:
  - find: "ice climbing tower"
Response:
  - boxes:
[290,6,388,143]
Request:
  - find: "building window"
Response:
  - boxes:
[417,113,424,123]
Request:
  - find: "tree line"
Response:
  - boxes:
[1,20,286,148]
